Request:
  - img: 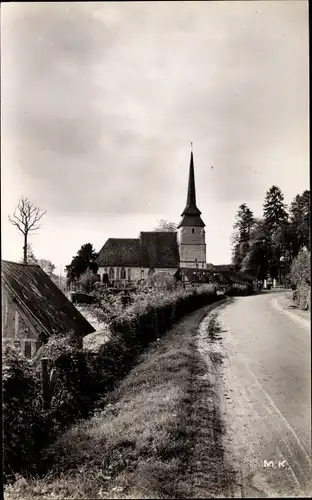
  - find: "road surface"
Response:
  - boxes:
[198,291,311,497]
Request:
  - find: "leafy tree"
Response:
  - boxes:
[38,259,56,276]
[270,190,310,282]
[154,220,177,232]
[79,269,100,293]
[231,203,255,270]
[65,243,99,283]
[20,243,38,265]
[9,196,47,265]
[263,185,288,234]
[241,219,272,280]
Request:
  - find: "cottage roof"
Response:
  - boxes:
[140,232,180,269]
[212,264,235,272]
[236,271,257,282]
[215,270,250,285]
[1,261,95,338]
[181,268,213,283]
[96,238,140,267]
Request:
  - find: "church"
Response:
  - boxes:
[96,151,210,285]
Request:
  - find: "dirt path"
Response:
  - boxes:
[197,294,311,498]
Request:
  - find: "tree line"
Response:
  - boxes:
[10,192,309,290]
[231,185,310,282]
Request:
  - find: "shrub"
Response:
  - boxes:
[78,269,100,293]
[290,248,310,287]
[39,332,95,437]
[2,345,45,480]
[290,248,310,309]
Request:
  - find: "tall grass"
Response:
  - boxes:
[4,284,221,483]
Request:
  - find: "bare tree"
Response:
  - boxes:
[9,196,47,264]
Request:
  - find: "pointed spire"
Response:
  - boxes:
[181,151,201,216]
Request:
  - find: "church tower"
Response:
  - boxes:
[177,151,206,268]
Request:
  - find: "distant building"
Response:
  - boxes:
[1,261,95,360]
[96,151,208,285]
[96,232,180,286]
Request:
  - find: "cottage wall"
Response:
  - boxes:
[2,289,42,359]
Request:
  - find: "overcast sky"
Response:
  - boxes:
[1,1,309,273]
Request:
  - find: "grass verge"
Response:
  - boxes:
[4,299,231,500]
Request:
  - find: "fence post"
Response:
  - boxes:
[41,357,50,411]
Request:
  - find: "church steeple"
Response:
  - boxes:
[178,151,205,228]
[181,152,202,216]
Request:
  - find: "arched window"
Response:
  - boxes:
[109,268,115,280]
[120,267,126,279]
[128,268,131,280]
[116,268,120,279]
[195,259,198,268]
[192,228,195,234]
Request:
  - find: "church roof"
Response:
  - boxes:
[177,214,205,228]
[1,260,95,339]
[140,232,180,269]
[96,238,140,267]
[96,232,180,269]
[178,152,205,228]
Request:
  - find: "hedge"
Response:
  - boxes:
[4,286,222,480]
[2,345,46,481]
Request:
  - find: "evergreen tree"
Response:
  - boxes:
[231,203,255,270]
[289,190,310,250]
[65,243,99,283]
[263,185,289,234]
[263,186,289,281]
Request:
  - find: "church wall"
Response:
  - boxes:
[98,266,178,283]
[178,226,205,245]
[98,266,142,282]
[179,243,206,267]
[178,226,206,268]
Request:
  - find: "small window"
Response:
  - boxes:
[195,259,198,268]
[14,341,20,350]
[120,267,126,279]
[128,268,131,280]
[192,228,195,233]
[25,341,32,358]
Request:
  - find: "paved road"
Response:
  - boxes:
[200,291,311,497]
